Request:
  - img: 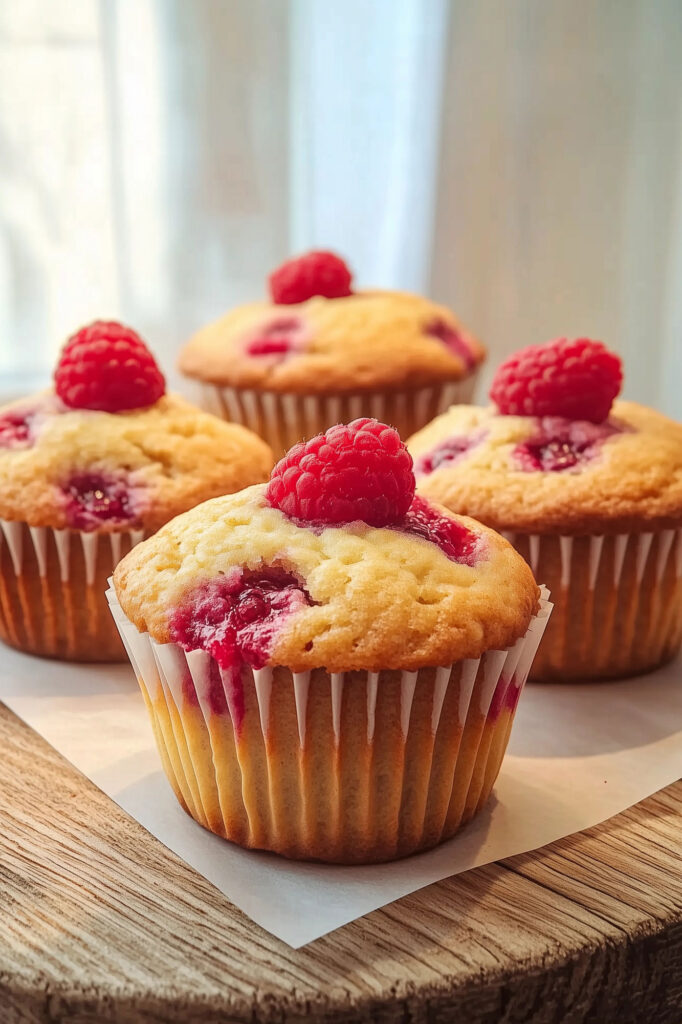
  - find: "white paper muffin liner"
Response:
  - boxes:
[106,583,552,863]
[500,528,682,680]
[0,519,144,661]
[195,377,479,455]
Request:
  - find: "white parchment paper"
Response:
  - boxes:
[1,645,680,948]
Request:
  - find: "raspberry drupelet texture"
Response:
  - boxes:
[54,320,166,412]
[266,418,416,527]
[490,337,623,423]
[268,250,353,305]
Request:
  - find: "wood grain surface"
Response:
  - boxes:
[0,701,680,1024]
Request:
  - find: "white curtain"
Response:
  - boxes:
[1,0,681,416]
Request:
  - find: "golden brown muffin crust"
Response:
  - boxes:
[178,290,485,393]
[0,393,273,532]
[114,484,539,672]
[408,401,682,534]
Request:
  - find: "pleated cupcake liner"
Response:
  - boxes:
[0,519,144,661]
[195,376,479,456]
[500,528,682,681]
[107,583,552,863]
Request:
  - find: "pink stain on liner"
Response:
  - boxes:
[488,676,521,720]
[181,659,228,717]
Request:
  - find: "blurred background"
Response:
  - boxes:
[1,0,681,415]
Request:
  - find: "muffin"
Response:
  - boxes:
[178,250,485,457]
[109,418,550,864]
[408,337,682,681]
[0,320,272,661]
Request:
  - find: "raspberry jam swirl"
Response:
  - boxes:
[512,418,623,472]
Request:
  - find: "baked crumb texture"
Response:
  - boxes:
[408,400,682,679]
[179,290,486,393]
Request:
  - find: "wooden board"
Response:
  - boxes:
[1,701,681,1024]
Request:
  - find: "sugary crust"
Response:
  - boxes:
[178,290,485,393]
[113,485,539,672]
[408,401,682,534]
[0,393,273,532]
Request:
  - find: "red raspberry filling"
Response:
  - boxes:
[170,568,311,672]
[62,472,138,531]
[0,409,34,450]
[415,433,484,476]
[512,418,622,472]
[490,337,623,423]
[245,316,305,358]
[400,495,480,566]
[425,319,476,370]
[267,418,415,528]
[54,320,165,413]
[269,251,353,305]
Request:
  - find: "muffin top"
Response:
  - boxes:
[0,321,272,534]
[408,396,682,535]
[178,252,484,393]
[114,419,539,674]
[0,392,273,533]
[114,486,538,673]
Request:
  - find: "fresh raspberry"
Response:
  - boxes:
[54,320,165,412]
[490,338,622,423]
[268,250,353,305]
[266,418,415,527]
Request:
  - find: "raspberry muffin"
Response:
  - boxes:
[0,321,272,662]
[408,338,682,681]
[178,250,485,457]
[110,418,550,864]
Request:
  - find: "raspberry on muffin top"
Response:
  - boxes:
[0,321,273,532]
[178,250,485,393]
[408,337,682,534]
[114,419,539,674]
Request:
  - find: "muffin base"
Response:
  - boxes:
[0,520,144,661]
[503,529,682,681]
[108,586,551,864]
[196,378,479,456]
